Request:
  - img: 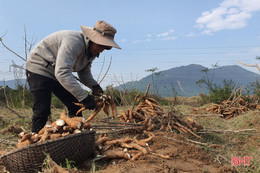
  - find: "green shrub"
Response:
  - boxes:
[107,88,143,106]
[198,80,234,104]
[107,87,170,106]
[6,85,33,108]
[51,94,64,108]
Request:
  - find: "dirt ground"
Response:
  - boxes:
[0,131,236,173]
[87,131,237,173]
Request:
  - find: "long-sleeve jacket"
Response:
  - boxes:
[26,30,99,101]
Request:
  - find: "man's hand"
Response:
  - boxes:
[81,95,97,110]
[92,85,104,96]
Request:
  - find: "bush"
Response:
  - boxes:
[107,88,143,106]
[51,94,64,108]
[199,80,235,104]
[107,87,170,106]
[6,84,33,108]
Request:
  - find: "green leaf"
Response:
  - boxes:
[0,37,2,41]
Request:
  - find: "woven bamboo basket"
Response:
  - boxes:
[0,131,95,173]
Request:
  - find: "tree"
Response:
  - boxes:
[145,67,161,95]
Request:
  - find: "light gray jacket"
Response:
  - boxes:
[26,30,99,102]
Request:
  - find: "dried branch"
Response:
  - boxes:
[181,114,221,117]
[99,56,112,85]
[3,79,9,106]
[237,60,260,72]
[0,36,26,61]
[0,101,25,119]
[198,129,257,134]
[24,26,28,60]
[97,55,105,82]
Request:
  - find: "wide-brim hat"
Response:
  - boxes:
[81,20,121,49]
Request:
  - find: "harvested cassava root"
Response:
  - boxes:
[96,131,170,161]
[116,85,163,132]
[114,84,202,139]
[16,112,92,149]
[206,97,260,119]
[74,93,118,122]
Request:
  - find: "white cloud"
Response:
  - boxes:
[133,29,176,43]
[251,47,260,52]
[196,0,260,34]
[159,36,176,41]
[121,39,127,42]
[132,39,151,44]
[156,29,175,38]
[156,29,176,41]
[147,34,152,37]
[133,40,141,44]
[185,32,200,38]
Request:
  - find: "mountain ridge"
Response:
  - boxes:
[116,64,260,97]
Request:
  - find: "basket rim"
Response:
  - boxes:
[0,130,95,160]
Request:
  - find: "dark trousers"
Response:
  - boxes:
[26,70,82,133]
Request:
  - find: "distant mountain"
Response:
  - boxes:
[0,79,26,89]
[116,64,260,97]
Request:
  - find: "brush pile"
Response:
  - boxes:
[206,97,260,119]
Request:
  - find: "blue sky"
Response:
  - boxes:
[0,0,260,88]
